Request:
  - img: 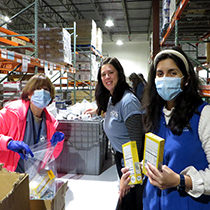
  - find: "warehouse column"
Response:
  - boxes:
[152,0,160,58]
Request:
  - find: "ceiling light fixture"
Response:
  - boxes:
[105,19,114,27]
[116,40,123,46]
[5,16,11,23]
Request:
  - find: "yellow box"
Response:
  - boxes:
[142,132,165,175]
[122,141,142,185]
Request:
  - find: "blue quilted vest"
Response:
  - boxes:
[143,101,210,210]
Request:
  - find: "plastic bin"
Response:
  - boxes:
[55,120,106,175]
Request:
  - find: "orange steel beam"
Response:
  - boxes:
[0,48,75,73]
[0,37,19,46]
[0,27,34,44]
[160,0,189,46]
[0,37,34,52]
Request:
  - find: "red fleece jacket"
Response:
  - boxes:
[0,99,64,172]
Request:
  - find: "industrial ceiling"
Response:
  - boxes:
[0,0,209,45]
[0,0,153,44]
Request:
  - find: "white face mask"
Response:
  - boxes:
[31,89,51,109]
[155,76,184,101]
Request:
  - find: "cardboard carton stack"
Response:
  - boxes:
[69,20,101,89]
[75,54,98,82]
[72,19,97,47]
[38,28,72,65]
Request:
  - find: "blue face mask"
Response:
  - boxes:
[31,89,51,109]
[155,76,184,101]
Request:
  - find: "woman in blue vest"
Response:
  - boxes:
[129,72,146,102]
[120,46,210,209]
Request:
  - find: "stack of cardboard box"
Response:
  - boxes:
[38,28,72,65]
[72,19,97,47]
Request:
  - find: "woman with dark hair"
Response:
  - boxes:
[0,74,65,173]
[120,46,210,209]
[85,57,144,210]
[129,72,145,101]
[138,73,147,85]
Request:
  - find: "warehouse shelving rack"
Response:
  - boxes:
[159,0,210,99]
[52,21,103,105]
[0,48,74,74]
[160,0,190,47]
[0,0,75,75]
[0,0,76,107]
[63,44,103,104]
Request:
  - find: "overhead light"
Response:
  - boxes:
[116,40,123,46]
[5,16,11,23]
[105,20,114,27]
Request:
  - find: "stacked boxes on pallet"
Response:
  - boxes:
[55,119,106,175]
[73,19,97,46]
[38,28,72,65]
[71,19,102,83]
[75,54,98,82]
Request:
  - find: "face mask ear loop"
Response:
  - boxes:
[180,75,187,86]
[185,74,191,86]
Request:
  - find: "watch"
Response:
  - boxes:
[177,174,185,193]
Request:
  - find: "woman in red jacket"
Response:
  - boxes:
[0,74,64,172]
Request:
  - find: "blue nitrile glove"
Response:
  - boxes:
[50,131,65,147]
[7,140,34,160]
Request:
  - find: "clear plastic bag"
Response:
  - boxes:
[24,141,57,199]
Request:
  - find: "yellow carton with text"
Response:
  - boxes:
[142,132,165,175]
[122,141,142,185]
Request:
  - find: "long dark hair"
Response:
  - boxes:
[129,72,143,93]
[95,57,131,115]
[138,73,147,85]
[142,46,203,135]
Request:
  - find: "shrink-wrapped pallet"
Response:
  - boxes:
[70,19,97,47]
[38,28,72,65]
